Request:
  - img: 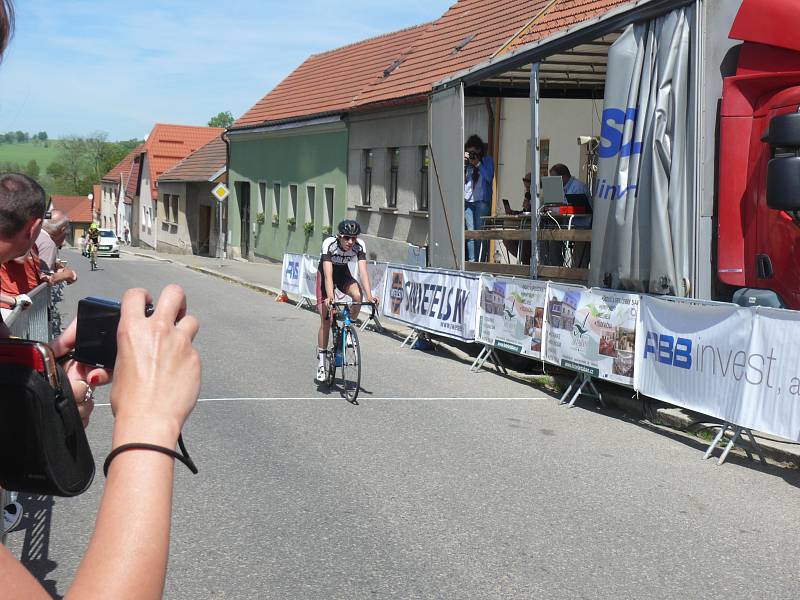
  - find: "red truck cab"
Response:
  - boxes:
[717,0,800,309]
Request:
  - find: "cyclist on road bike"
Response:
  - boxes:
[86,223,100,254]
[315,219,377,383]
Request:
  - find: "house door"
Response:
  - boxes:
[199,205,211,255]
[238,182,251,258]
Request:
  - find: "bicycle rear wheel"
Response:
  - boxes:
[340,325,361,403]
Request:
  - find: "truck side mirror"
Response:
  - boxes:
[767,156,800,211]
[767,112,800,147]
[766,112,800,211]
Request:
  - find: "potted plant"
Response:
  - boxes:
[256,212,266,225]
[272,214,279,226]
[322,224,333,236]
[303,221,315,237]
[287,217,296,228]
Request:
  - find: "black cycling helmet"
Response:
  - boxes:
[337,219,361,236]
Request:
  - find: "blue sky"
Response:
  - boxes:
[0,1,453,141]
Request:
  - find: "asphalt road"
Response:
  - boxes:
[7,249,800,599]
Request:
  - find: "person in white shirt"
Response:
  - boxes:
[35,209,77,284]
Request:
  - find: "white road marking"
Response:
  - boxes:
[93,395,551,407]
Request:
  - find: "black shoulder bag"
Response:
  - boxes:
[0,339,95,497]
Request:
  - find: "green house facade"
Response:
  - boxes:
[227,117,349,261]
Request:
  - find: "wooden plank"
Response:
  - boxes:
[537,229,592,242]
[538,265,589,281]
[465,230,531,241]
[464,262,531,276]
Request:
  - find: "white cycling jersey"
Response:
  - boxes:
[317,236,366,275]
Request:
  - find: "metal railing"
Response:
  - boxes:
[2,282,52,545]
[4,282,51,343]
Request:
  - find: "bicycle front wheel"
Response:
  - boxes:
[341,325,361,403]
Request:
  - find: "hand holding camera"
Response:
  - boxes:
[110,285,200,449]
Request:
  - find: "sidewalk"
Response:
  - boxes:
[122,245,800,470]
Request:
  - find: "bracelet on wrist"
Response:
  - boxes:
[103,434,198,477]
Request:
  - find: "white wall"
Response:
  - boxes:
[496,97,601,211]
[139,154,156,249]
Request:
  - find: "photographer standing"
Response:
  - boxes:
[464,134,494,263]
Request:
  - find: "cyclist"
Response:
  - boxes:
[86,223,100,268]
[315,219,378,383]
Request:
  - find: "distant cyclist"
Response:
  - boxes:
[86,223,100,253]
[315,219,377,383]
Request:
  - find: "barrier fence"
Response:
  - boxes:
[282,252,800,455]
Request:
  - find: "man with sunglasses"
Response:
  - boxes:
[315,219,377,383]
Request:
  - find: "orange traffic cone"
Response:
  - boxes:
[275,291,289,303]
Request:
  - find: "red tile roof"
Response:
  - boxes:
[140,124,224,200]
[235,0,629,126]
[124,150,143,205]
[51,195,93,223]
[503,0,629,53]
[235,24,429,127]
[159,135,226,183]
[101,143,145,184]
[355,0,556,107]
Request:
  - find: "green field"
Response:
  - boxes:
[0,141,60,172]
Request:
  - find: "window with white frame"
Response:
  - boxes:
[305,185,315,224]
[362,149,373,206]
[418,146,429,212]
[289,184,298,219]
[388,148,399,208]
[258,181,267,217]
[272,183,281,219]
[324,187,334,228]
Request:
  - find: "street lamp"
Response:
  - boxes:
[88,192,95,223]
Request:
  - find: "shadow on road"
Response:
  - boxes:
[17,493,62,599]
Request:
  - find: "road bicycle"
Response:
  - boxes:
[325,301,378,403]
[88,241,98,271]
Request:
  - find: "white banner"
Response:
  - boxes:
[544,284,639,386]
[476,276,548,359]
[299,254,319,302]
[382,264,479,341]
[281,253,303,296]
[635,296,800,442]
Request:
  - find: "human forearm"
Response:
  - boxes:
[67,421,180,599]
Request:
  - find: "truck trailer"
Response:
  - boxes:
[428,0,800,309]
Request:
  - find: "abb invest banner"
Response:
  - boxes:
[280,253,304,296]
[635,296,800,442]
[476,276,548,359]
[544,283,639,386]
[382,264,479,341]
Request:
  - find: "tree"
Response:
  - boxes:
[37,131,48,141]
[24,159,40,179]
[15,130,27,143]
[208,111,234,129]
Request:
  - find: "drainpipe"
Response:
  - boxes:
[221,130,230,259]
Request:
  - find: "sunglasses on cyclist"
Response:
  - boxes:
[340,235,357,242]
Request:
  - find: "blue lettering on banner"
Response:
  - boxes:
[643,331,693,370]
[285,260,299,280]
[599,107,642,158]
[403,280,467,326]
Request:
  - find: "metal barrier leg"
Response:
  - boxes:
[566,374,604,409]
[470,346,489,372]
[489,348,507,375]
[559,373,581,405]
[401,329,419,349]
[703,422,729,460]
[743,428,767,465]
[718,426,743,465]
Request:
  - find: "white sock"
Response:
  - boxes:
[317,348,326,368]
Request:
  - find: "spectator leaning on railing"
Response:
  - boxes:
[36,208,77,285]
[1,5,204,598]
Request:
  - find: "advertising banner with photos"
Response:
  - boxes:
[280,253,304,296]
[544,284,639,386]
[476,276,548,359]
[381,265,479,341]
[635,296,800,442]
